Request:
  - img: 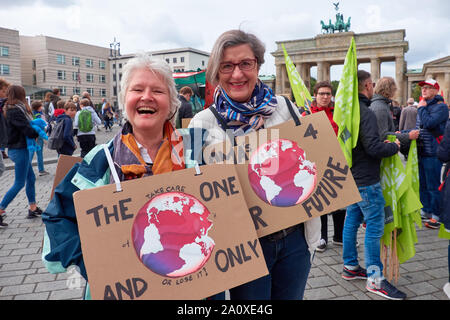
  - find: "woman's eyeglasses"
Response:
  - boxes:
[219,59,257,74]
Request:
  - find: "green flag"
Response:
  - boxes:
[333,37,360,168]
[281,43,312,111]
[380,137,423,264]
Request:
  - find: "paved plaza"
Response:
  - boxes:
[0,124,449,300]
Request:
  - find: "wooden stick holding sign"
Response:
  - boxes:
[203,112,361,238]
[73,164,268,300]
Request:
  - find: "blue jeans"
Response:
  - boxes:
[419,156,443,218]
[29,138,44,172]
[343,183,385,279]
[0,150,4,177]
[0,148,36,210]
[229,225,311,300]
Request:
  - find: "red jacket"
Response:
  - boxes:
[304,101,339,136]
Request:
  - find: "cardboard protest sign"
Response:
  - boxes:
[73,164,268,300]
[50,155,82,199]
[203,112,361,237]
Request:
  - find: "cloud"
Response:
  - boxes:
[1,0,78,8]
[0,0,448,78]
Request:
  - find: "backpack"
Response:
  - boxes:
[78,109,93,132]
[48,120,65,150]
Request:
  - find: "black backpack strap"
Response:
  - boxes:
[209,106,237,147]
[282,96,301,126]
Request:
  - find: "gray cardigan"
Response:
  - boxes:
[370,94,410,145]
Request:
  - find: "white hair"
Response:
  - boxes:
[119,52,180,126]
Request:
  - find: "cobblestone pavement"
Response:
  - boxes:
[0,124,449,300]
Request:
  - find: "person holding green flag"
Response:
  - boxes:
[342,70,406,300]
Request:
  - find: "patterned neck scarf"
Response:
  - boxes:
[213,80,277,135]
[111,121,185,182]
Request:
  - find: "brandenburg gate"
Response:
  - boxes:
[272,30,409,104]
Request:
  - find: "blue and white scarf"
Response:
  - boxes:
[213,81,277,135]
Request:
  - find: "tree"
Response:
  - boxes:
[411,83,421,102]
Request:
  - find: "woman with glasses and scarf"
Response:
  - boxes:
[0,85,43,227]
[189,29,320,300]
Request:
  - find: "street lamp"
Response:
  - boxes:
[109,37,121,112]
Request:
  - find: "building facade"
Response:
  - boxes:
[20,35,110,104]
[108,48,210,108]
[406,56,450,104]
[272,30,409,104]
[0,27,22,85]
[0,27,211,108]
[150,47,209,72]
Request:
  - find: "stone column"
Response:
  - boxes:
[407,79,413,100]
[323,62,331,82]
[281,64,289,96]
[296,63,311,90]
[275,64,283,96]
[317,61,325,82]
[317,62,330,82]
[371,58,381,84]
[445,72,450,104]
[395,56,405,105]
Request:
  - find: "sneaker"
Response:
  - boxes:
[39,171,50,176]
[444,283,450,299]
[316,239,327,252]
[366,278,407,300]
[332,238,343,246]
[0,214,8,228]
[421,210,431,222]
[27,207,42,219]
[425,218,440,229]
[342,265,367,280]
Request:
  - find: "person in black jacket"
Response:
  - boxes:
[177,86,194,128]
[0,78,10,179]
[342,70,406,300]
[55,102,77,156]
[0,85,44,228]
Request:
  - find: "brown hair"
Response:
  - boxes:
[64,102,77,111]
[5,85,31,114]
[0,78,10,91]
[56,100,65,109]
[31,100,43,112]
[44,91,52,102]
[80,98,90,107]
[374,77,397,99]
[6,85,26,105]
[313,81,333,95]
[179,86,193,96]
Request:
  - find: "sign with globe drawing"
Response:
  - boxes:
[203,111,362,238]
[73,164,268,300]
[248,139,317,207]
[132,192,215,278]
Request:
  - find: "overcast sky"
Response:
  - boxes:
[1,0,449,80]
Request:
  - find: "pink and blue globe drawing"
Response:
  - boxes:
[132,192,215,278]
[248,139,317,207]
